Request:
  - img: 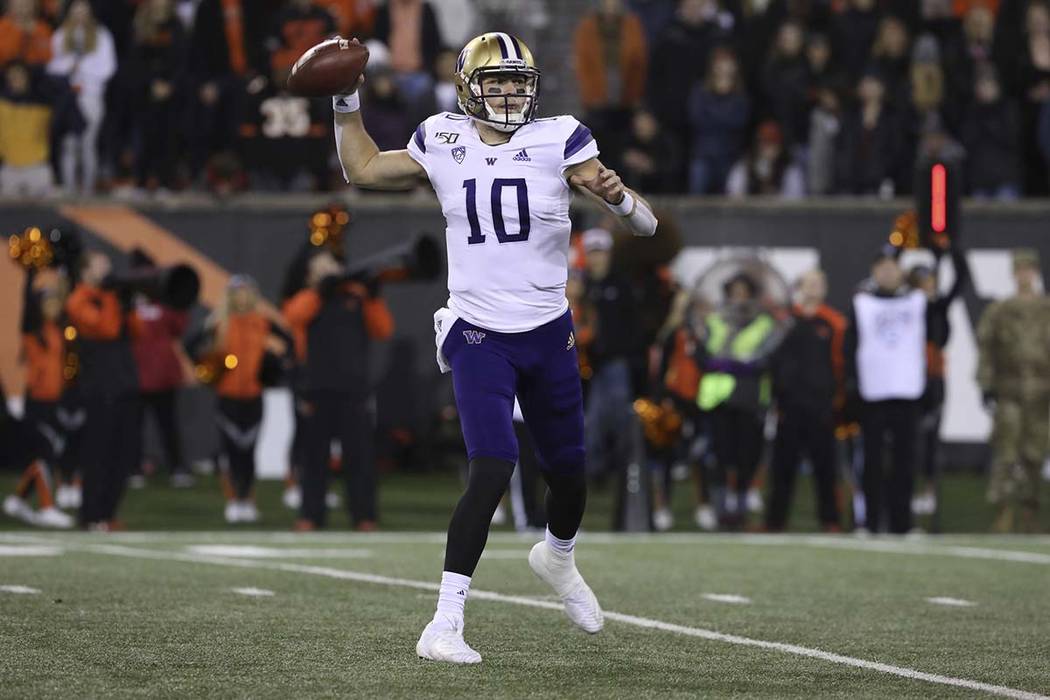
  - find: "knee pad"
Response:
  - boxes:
[465,457,515,498]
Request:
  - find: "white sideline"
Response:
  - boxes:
[74,542,1047,700]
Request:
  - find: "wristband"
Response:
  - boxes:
[332,92,360,114]
[605,191,634,216]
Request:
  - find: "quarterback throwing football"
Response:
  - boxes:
[332,32,657,664]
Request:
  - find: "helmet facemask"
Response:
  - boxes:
[460,65,540,133]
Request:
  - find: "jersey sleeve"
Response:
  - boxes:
[560,117,600,172]
[406,119,430,174]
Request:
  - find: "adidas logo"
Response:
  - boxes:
[566,331,575,350]
[457,589,466,596]
[512,149,531,162]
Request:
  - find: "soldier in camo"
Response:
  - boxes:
[977,249,1050,533]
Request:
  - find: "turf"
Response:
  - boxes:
[1,531,1049,698]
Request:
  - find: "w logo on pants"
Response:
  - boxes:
[463,330,486,345]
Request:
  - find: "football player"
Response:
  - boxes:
[332,32,657,664]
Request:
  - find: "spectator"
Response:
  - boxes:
[66,250,140,530]
[128,251,192,488]
[871,15,912,105]
[727,120,806,198]
[835,71,900,196]
[962,65,1021,199]
[372,0,443,105]
[766,269,844,533]
[977,249,1050,534]
[696,270,784,528]
[687,48,751,194]
[831,0,881,82]
[269,0,336,75]
[187,0,279,179]
[907,238,971,518]
[1040,99,1050,186]
[0,62,54,197]
[360,65,412,153]
[580,228,640,481]
[805,32,835,87]
[314,0,375,38]
[0,0,52,68]
[807,84,843,194]
[845,248,926,534]
[620,108,681,194]
[47,0,117,195]
[1017,0,1050,195]
[628,0,679,45]
[574,0,649,169]
[129,0,188,191]
[236,65,332,191]
[959,3,996,100]
[761,20,809,148]
[648,0,734,136]
[431,48,459,114]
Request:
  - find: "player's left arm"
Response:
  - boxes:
[566,158,658,237]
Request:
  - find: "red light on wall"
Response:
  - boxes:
[931,163,947,233]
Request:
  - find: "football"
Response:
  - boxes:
[286,37,369,98]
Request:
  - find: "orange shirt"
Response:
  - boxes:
[66,285,123,340]
[216,312,269,400]
[22,321,64,401]
[282,284,393,361]
[0,18,53,67]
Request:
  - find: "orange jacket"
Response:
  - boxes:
[66,285,122,340]
[22,322,64,401]
[664,327,702,403]
[573,12,647,110]
[215,312,270,400]
[0,18,53,67]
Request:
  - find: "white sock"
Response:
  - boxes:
[545,528,576,557]
[433,571,471,628]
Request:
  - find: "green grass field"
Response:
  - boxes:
[2,472,1049,698]
[2,530,1049,698]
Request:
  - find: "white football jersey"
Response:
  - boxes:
[407,112,599,333]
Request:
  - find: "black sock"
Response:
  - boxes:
[542,470,587,540]
[443,457,515,576]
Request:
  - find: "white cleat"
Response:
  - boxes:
[35,507,74,529]
[3,495,36,525]
[282,486,302,510]
[224,501,241,524]
[694,505,718,531]
[238,501,260,523]
[416,618,482,664]
[528,541,603,634]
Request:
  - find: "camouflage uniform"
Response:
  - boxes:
[976,251,1050,514]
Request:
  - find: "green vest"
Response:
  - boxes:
[698,312,774,411]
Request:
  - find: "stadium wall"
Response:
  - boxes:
[2,197,1048,472]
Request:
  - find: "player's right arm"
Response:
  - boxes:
[333,81,425,190]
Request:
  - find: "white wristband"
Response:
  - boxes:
[332,92,360,113]
[605,191,634,216]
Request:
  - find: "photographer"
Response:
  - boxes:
[283,251,393,531]
[65,250,139,530]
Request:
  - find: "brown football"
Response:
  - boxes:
[287,38,369,97]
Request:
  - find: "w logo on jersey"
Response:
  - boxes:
[463,330,486,345]
[485,157,498,166]
[452,146,466,164]
[512,149,531,162]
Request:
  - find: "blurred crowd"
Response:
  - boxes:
[1,0,1049,198]
[578,0,1050,198]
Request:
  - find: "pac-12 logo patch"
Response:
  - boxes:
[452,146,466,164]
[463,330,486,345]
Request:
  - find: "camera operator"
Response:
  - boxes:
[65,250,139,530]
[283,250,393,531]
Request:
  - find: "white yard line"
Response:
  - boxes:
[231,587,275,597]
[0,545,63,556]
[0,585,41,594]
[186,545,372,559]
[927,597,977,607]
[72,542,1047,700]
[702,593,752,605]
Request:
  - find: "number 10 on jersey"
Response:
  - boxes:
[463,178,531,245]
